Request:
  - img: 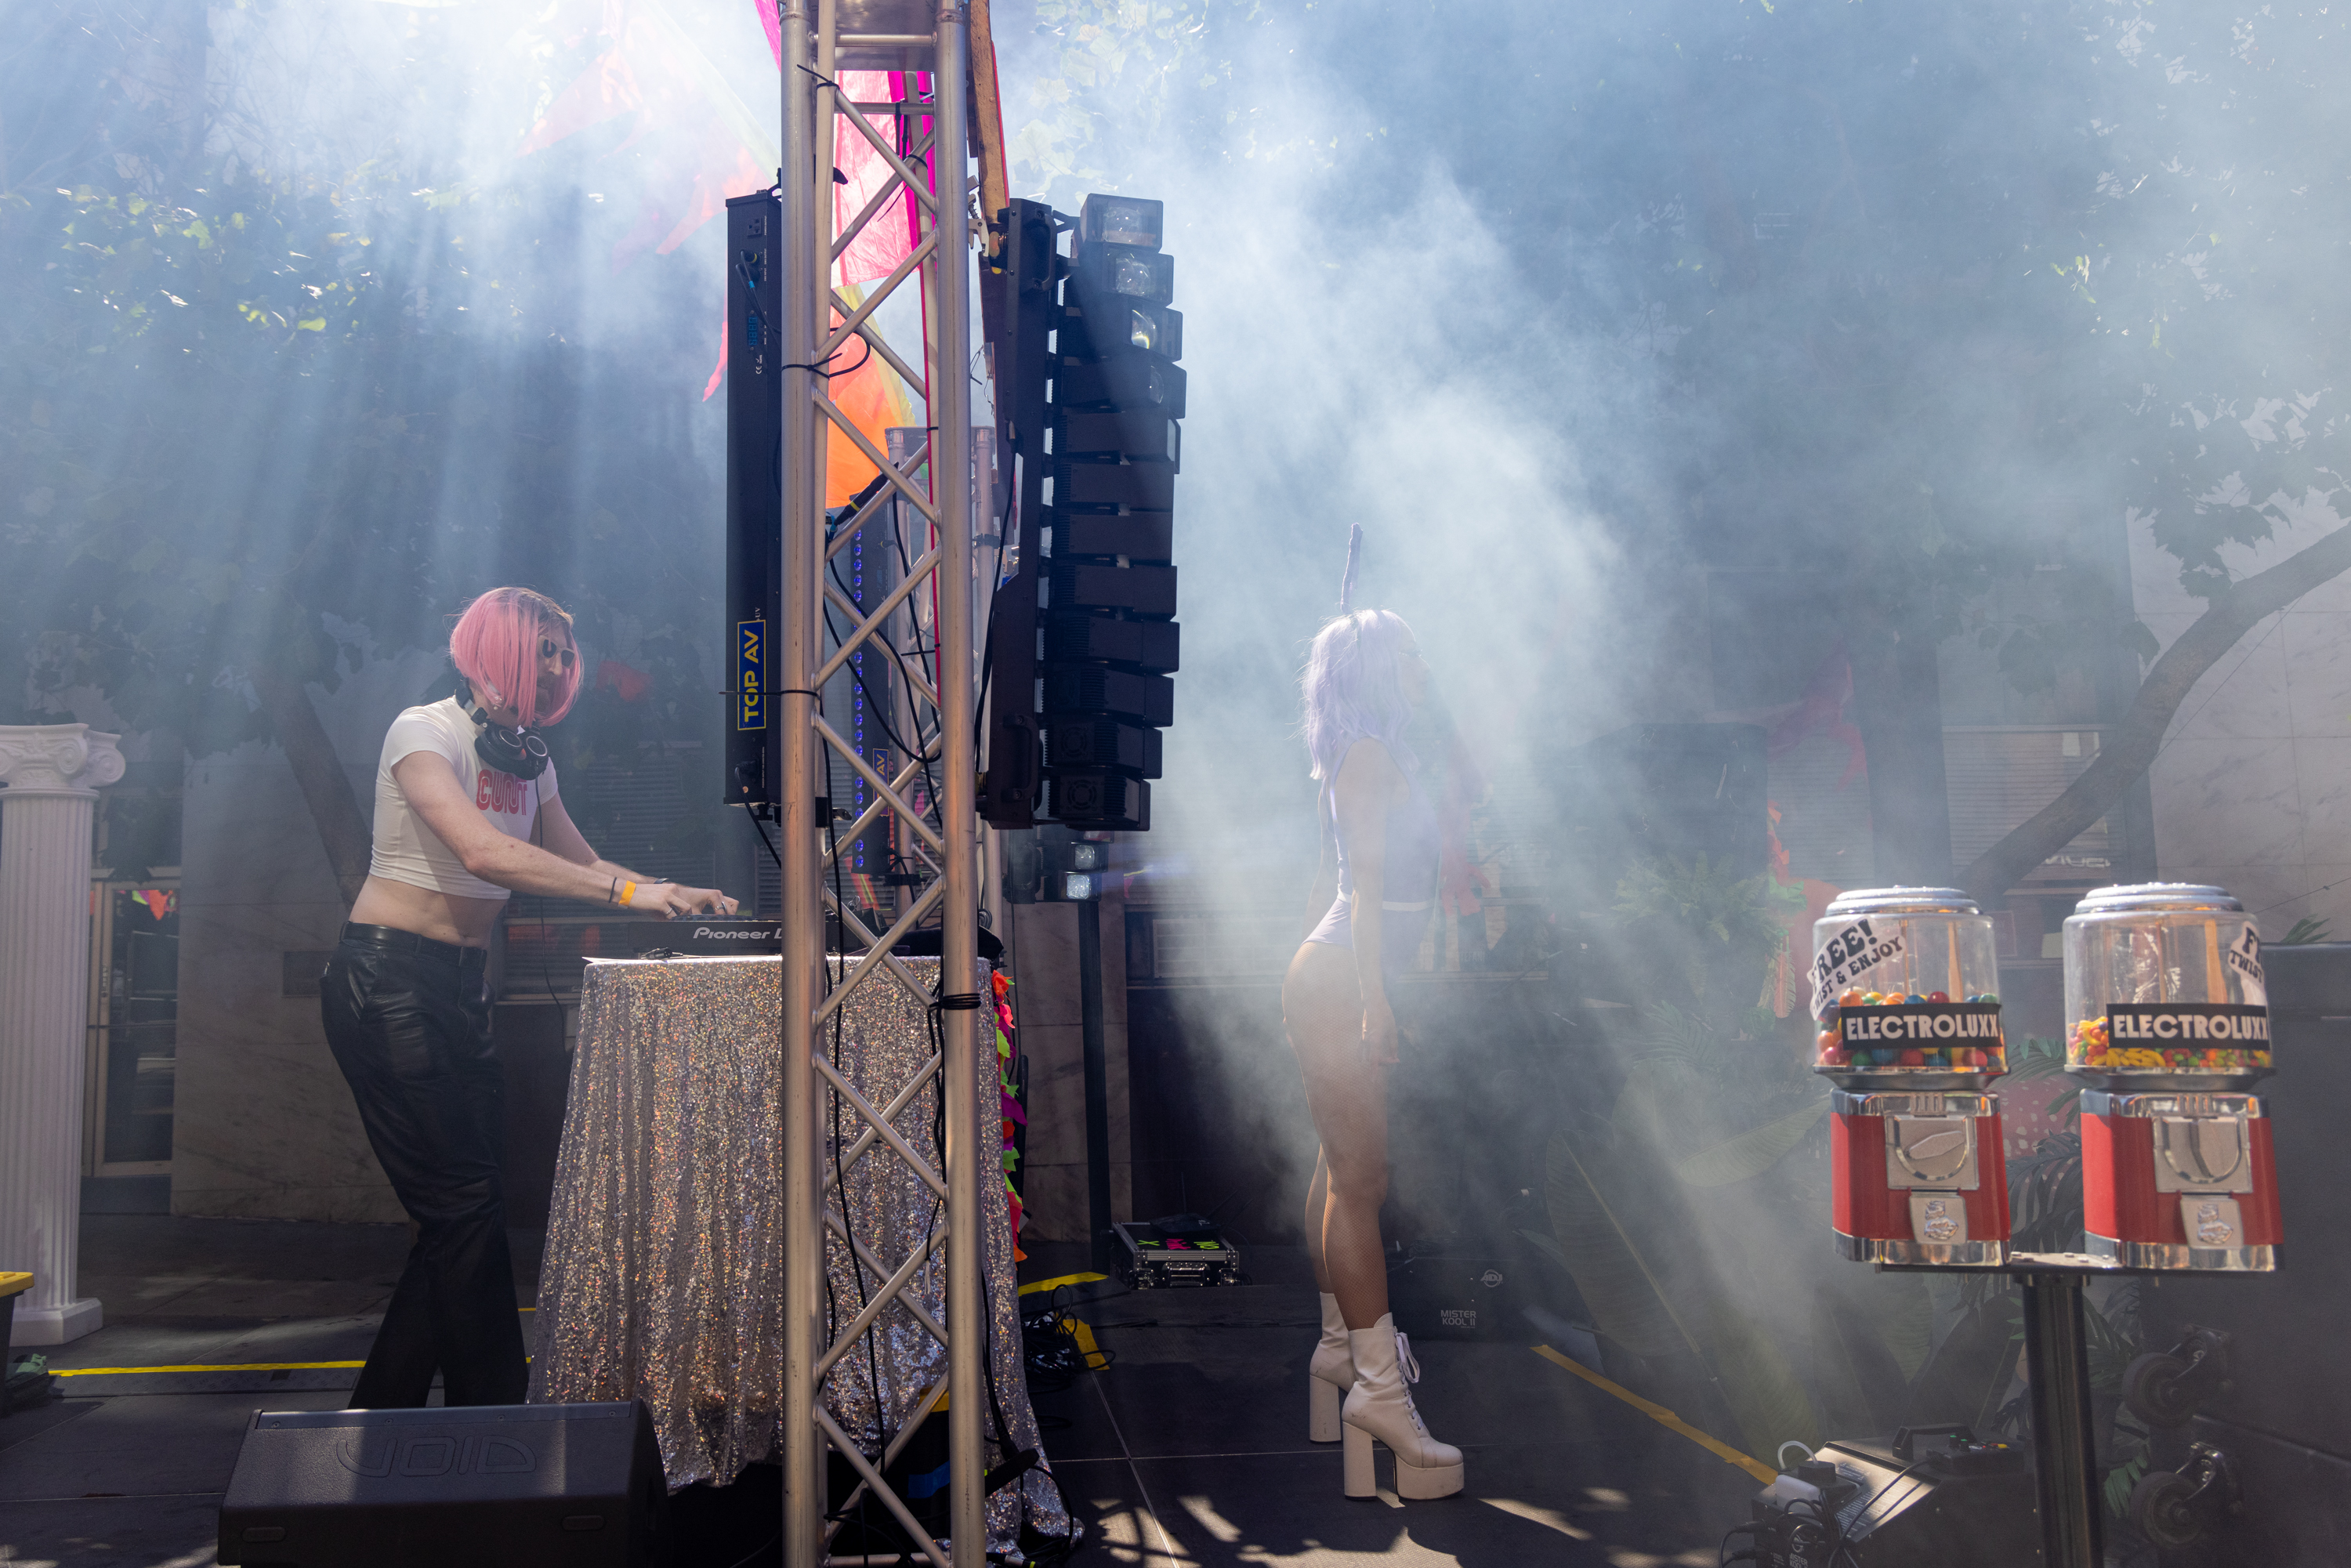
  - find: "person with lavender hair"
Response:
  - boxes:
[1285,602,1465,1501]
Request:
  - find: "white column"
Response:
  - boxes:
[0,723,125,1345]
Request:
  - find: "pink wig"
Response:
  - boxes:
[450,588,580,727]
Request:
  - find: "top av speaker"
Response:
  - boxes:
[217,1400,667,1566]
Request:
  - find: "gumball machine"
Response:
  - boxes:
[1812,889,2012,1266]
[2063,884,2280,1271]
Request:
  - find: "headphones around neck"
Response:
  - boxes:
[466,697,551,780]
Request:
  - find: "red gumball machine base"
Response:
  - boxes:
[1831,1091,2012,1266]
[2081,1089,2280,1271]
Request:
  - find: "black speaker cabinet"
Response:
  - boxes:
[217,1401,668,1566]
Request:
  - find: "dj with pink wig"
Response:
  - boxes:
[324,586,735,1407]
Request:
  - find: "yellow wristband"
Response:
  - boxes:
[619,880,638,907]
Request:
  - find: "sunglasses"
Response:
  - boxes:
[540,638,578,670]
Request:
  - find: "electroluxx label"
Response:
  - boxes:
[2103,1003,2269,1044]
[737,618,766,731]
[1838,1002,2005,1044]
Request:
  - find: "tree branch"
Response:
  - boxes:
[249,668,372,910]
[1960,520,2351,907]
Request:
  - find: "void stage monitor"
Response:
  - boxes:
[217,1401,666,1566]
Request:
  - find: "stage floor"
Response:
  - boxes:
[0,1219,1759,1566]
[1016,1240,1757,1568]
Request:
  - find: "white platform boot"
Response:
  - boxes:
[1342,1315,1464,1500]
[1309,1292,1353,1442]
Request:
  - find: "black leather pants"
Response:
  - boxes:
[320,929,527,1407]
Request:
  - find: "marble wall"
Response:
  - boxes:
[172,645,443,1221]
[2132,498,2351,940]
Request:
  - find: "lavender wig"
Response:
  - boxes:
[1301,609,1418,783]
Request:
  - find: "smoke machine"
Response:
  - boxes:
[1812,889,2012,1266]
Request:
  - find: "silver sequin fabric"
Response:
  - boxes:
[528,954,1072,1557]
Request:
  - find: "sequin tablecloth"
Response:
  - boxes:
[527,954,1070,1555]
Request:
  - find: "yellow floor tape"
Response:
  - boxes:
[1062,1316,1108,1372]
[45,1291,1101,1382]
[1532,1344,1777,1484]
[53,1361,364,1377]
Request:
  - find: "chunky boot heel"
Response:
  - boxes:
[1391,1447,1465,1501]
[1342,1422,1378,1497]
[1311,1373,1344,1443]
[1308,1291,1353,1443]
[1341,1314,1465,1501]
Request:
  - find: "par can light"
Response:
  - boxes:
[1078,193,1165,252]
[1056,302,1183,363]
[1072,244,1175,308]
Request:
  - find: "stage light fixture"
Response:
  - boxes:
[1078,245,1175,306]
[1078,194,1164,252]
[980,190,1178,838]
[1056,302,1183,363]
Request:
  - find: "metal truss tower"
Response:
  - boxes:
[773,2,1000,1563]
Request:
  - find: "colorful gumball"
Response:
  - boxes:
[1927,990,1949,1004]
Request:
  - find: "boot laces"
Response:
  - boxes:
[1393,1330,1427,1431]
[1393,1330,1422,1385]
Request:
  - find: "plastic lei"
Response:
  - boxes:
[993,969,1026,1258]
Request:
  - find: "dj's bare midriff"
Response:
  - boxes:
[346,875,507,947]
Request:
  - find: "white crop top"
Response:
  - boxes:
[368,696,560,901]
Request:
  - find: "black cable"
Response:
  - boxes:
[821,517,936,774]
[723,1532,781,1568]
[824,569,934,780]
[907,974,1074,1548]
[748,808,782,868]
[824,809,890,1454]
[878,520,947,836]
[823,552,946,845]
[780,334,873,379]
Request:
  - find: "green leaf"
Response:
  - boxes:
[1544,1132,1698,1361]
[1672,1098,1828,1188]
[1704,1295,1819,1462]
[2103,1453,2149,1518]
[1514,1226,1567,1269]
[1870,1272,1936,1382]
